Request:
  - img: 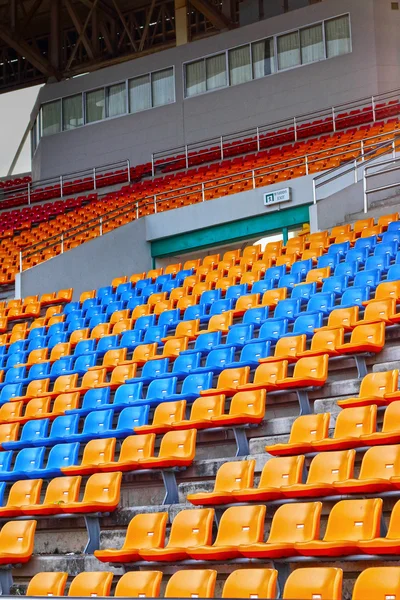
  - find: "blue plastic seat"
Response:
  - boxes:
[170,352,202,379]
[353,268,381,289]
[284,313,323,338]
[63,302,81,315]
[108,382,144,409]
[216,323,254,349]
[145,377,178,406]
[3,418,50,450]
[242,306,269,327]
[162,280,180,294]
[1,446,46,481]
[387,264,400,281]
[119,329,143,350]
[183,331,222,355]
[66,310,84,324]
[67,319,86,333]
[374,241,398,259]
[2,366,26,385]
[135,315,156,332]
[345,248,368,266]
[175,371,213,402]
[225,284,247,301]
[291,259,312,280]
[278,273,300,290]
[317,255,338,270]
[273,298,300,322]
[291,282,317,304]
[49,357,74,379]
[209,298,235,316]
[328,242,351,260]
[302,292,335,316]
[382,231,400,245]
[27,337,47,352]
[68,387,111,416]
[84,306,103,320]
[155,274,172,287]
[134,279,152,294]
[94,335,119,356]
[116,282,132,298]
[47,333,68,349]
[28,362,51,380]
[334,261,358,279]
[74,339,96,356]
[68,409,114,443]
[235,341,271,368]
[0,451,13,480]
[354,235,377,253]
[143,325,168,344]
[365,255,390,272]
[183,304,208,321]
[251,279,274,295]
[387,221,400,233]
[106,301,124,317]
[338,286,371,308]
[47,323,66,337]
[0,482,7,506]
[101,294,118,308]
[133,358,170,384]
[8,340,27,355]
[81,298,100,313]
[46,414,80,444]
[322,276,348,297]
[112,406,150,437]
[88,314,108,329]
[266,265,286,283]
[252,318,288,343]
[140,285,159,302]
[71,354,98,375]
[5,353,28,369]
[196,347,235,374]
[30,442,81,478]
[98,286,113,301]
[127,297,145,311]
[158,309,180,329]
[0,383,23,405]
[175,269,194,285]
[28,327,47,340]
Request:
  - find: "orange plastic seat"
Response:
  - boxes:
[298,328,344,358]
[261,287,287,307]
[200,367,250,396]
[170,395,225,431]
[354,217,374,236]
[196,312,233,336]
[237,360,288,393]
[234,455,304,502]
[0,519,37,564]
[134,401,187,435]
[240,501,322,558]
[360,401,400,446]
[22,476,82,516]
[139,508,214,562]
[89,348,127,372]
[378,213,399,230]
[0,479,42,517]
[282,567,342,600]
[164,570,217,598]
[295,498,382,556]
[311,405,377,451]
[222,569,277,599]
[265,413,331,456]
[68,572,113,597]
[336,321,385,355]
[187,505,266,560]
[275,354,329,389]
[27,572,68,596]
[232,294,260,316]
[126,343,158,366]
[114,571,162,597]
[352,567,400,599]
[134,429,197,469]
[0,401,23,424]
[13,378,50,402]
[0,422,20,445]
[61,438,117,476]
[337,370,398,408]
[97,434,155,472]
[59,472,122,513]
[282,449,355,498]
[95,512,168,563]
[149,337,189,360]
[188,460,256,505]
[371,280,400,303]
[305,267,330,286]
[260,335,306,363]
[358,298,397,325]
[39,374,77,399]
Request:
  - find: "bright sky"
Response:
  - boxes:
[0,84,41,177]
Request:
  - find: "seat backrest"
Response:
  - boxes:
[268,501,322,544]
[0,401,23,422]
[24,397,51,419]
[359,370,398,399]
[352,567,400,600]
[80,438,116,466]
[323,498,382,542]
[309,328,344,352]
[46,442,80,471]
[119,434,156,462]
[307,450,355,484]
[123,512,168,550]
[0,520,37,558]
[158,429,197,460]
[82,472,122,505]
[273,335,306,358]
[114,571,163,598]
[27,572,68,596]
[164,570,217,598]
[150,401,186,427]
[82,409,113,435]
[282,567,342,600]
[350,321,385,347]
[216,367,250,390]
[43,476,82,505]
[259,455,305,488]
[168,508,214,547]
[327,307,359,329]
[229,390,266,419]
[14,446,45,472]
[254,361,288,386]
[215,505,266,546]
[212,460,256,493]
[382,402,400,433]
[222,569,277,599]
[358,444,400,480]
[0,422,20,444]
[292,354,329,382]
[333,405,377,439]
[6,479,42,508]
[20,418,49,443]
[189,395,225,421]
[50,414,79,439]
[288,413,330,444]
[68,572,114,597]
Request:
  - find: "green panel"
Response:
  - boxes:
[151,204,310,258]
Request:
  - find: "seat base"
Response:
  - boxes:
[239,542,297,559]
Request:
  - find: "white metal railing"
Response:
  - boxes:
[19,128,400,273]
[363,155,400,213]
[151,87,400,175]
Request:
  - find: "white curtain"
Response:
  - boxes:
[206,53,227,91]
[277,31,301,70]
[152,68,174,107]
[325,15,351,58]
[107,83,126,117]
[229,45,252,86]
[42,100,61,136]
[129,75,151,113]
[300,23,324,64]
[186,60,206,97]
[86,89,105,123]
[63,94,83,130]
[252,38,275,79]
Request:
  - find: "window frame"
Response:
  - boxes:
[62,93,85,131]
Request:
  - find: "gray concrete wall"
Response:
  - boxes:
[32,0,388,180]
[16,217,150,301]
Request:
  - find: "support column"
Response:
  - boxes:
[282,226,289,245]
[50,0,61,70]
[175,0,188,46]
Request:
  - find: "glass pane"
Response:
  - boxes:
[62,94,83,130]
[41,100,61,136]
[325,15,351,58]
[277,31,300,70]
[229,45,252,86]
[107,83,126,118]
[86,88,105,123]
[300,23,324,64]
[206,53,227,91]
[185,60,206,97]
[129,75,151,113]
[252,37,275,79]
[152,68,174,107]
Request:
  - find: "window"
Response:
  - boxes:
[152,68,174,107]
[300,23,324,64]
[206,53,227,91]
[129,74,151,113]
[63,94,83,130]
[185,60,206,97]
[86,88,105,123]
[325,15,351,58]
[229,45,252,86]
[41,100,61,136]
[107,83,126,118]
[252,38,275,79]
[277,31,300,70]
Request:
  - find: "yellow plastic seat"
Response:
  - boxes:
[196,312,233,336]
[187,505,266,560]
[261,288,287,307]
[95,512,168,563]
[61,438,117,476]
[237,360,288,393]
[298,328,344,358]
[305,267,330,286]
[282,567,342,600]
[188,459,256,505]
[240,501,322,558]
[22,476,81,516]
[135,401,186,435]
[68,572,114,597]
[361,401,400,446]
[0,519,37,563]
[265,413,330,456]
[200,367,250,397]
[171,395,225,431]
[97,434,156,472]
[59,472,122,513]
[0,401,23,424]
[295,498,382,557]
[336,322,385,355]
[260,335,307,363]
[162,320,200,342]
[114,571,163,597]
[27,572,68,596]
[359,500,400,555]
[337,370,398,408]
[319,306,359,331]
[89,349,127,372]
[0,422,20,445]
[311,405,377,451]
[222,569,277,599]
[0,479,42,517]
[164,570,217,598]
[139,508,214,562]
[352,567,400,599]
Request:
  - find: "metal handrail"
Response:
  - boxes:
[363,155,400,213]
[19,128,400,270]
